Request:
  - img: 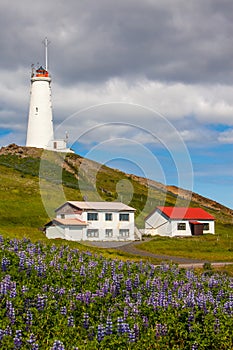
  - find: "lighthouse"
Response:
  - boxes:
[26,38,72,152]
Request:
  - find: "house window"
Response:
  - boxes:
[87,213,98,221]
[119,229,129,237]
[177,223,186,230]
[61,214,65,219]
[119,213,129,221]
[87,229,99,238]
[105,213,112,221]
[105,229,113,237]
[203,223,209,231]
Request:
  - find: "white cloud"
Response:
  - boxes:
[218,129,233,144]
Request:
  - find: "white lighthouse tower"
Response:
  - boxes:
[26,38,72,152]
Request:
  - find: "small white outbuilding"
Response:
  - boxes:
[45,201,137,241]
[145,206,215,237]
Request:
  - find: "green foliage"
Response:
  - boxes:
[0,151,232,263]
[0,237,233,349]
[138,224,233,262]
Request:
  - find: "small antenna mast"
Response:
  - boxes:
[43,37,50,71]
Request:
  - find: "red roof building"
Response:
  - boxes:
[157,206,215,220]
[145,206,215,237]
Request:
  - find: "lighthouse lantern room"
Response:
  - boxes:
[26,38,72,153]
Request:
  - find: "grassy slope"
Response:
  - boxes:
[0,149,232,263]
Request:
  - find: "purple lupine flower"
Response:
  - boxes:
[1,256,10,271]
[58,288,66,296]
[0,279,8,295]
[188,311,194,332]
[192,342,199,350]
[87,326,95,341]
[118,261,124,270]
[125,278,132,292]
[79,265,86,277]
[128,330,136,342]
[14,329,22,348]
[6,300,15,324]
[117,317,124,334]
[60,306,67,315]
[134,274,140,288]
[83,313,89,329]
[97,324,105,342]
[216,289,225,301]
[223,300,233,315]
[142,316,149,328]
[26,258,34,275]
[26,310,33,326]
[68,316,75,327]
[34,259,46,277]
[105,317,113,335]
[32,345,39,350]
[27,333,37,346]
[156,323,167,337]
[10,285,17,299]
[123,307,129,319]
[18,251,26,270]
[22,285,28,294]
[110,261,116,275]
[4,325,12,336]
[36,294,47,311]
[51,340,65,350]
[122,322,130,334]
[229,293,233,303]
[84,291,92,305]
[214,317,220,332]
[0,329,5,341]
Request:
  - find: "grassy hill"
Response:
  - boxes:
[0,144,232,263]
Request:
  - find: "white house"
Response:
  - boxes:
[45,201,137,241]
[145,206,215,237]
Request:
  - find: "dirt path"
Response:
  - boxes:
[85,239,233,268]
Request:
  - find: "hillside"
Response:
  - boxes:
[0,144,232,238]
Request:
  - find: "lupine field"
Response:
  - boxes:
[0,236,233,349]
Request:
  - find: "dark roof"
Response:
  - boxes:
[37,66,46,71]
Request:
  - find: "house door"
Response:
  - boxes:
[190,223,204,236]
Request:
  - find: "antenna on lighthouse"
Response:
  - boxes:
[43,37,50,71]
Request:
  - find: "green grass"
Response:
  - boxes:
[137,223,233,262]
[0,151,233,264]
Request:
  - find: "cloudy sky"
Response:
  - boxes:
[0,0,233,208]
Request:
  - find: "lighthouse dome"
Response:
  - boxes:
[35,66,49,77]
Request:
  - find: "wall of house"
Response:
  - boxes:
[46,225,65,239]
[64,226,85,241]
[46,225,86,241]
[82,211,135,241]
[54,206,135,241]
[145,211,171,236]
[199,220,215,234]
[170,220,192,236]
[56,204,82,220]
